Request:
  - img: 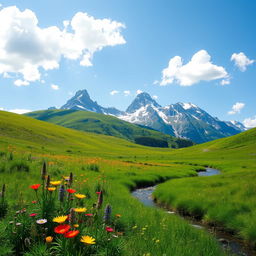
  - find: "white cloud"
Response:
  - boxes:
[9,109,31,114]
[160,50,228,86]
[0,6,126,84]
[228,102,245,115]
[14,79,29,86]
[51,84,59,90]
[136,89,143,95]
[220,78,230,85]
[123,90,130,96]
[0,107,4,110]
[243,116,256,128]
[152,95,158,100]
[231,52,254,71]
[153,80,159,85]
[110,90,119,95]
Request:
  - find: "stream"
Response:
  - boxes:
[132,168,255,256]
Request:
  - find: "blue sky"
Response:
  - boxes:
[0,0,255,127]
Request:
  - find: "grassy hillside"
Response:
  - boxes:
[153,128,256,244]
[26,109,193,148]
[0,110,225,256]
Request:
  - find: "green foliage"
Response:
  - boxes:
[135,136,169,148]
[0,110,256,254]
[26,109,193,148]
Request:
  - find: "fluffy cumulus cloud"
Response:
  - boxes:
[110,90,119,95]
[228,102,245,115]
[243,116,256,128]
[0,6,126,85]
[231,52,254,71]
[51,84,59,90]
[160,50,228,86]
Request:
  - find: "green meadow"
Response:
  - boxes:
[0,110,255,255]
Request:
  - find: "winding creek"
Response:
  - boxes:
[132,168,255,256]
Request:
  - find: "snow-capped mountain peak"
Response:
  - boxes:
[61,89,246,143]
[126,92,161,113]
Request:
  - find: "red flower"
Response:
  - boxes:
[96,191,101,194]
[67,189,76,194]
[85,213,93,217]
[32,201,37,204]
[105,226,114,232]
[30,184,41,190]
[29,213,37,217]
[54,224,70,234]
[64,230,80,238]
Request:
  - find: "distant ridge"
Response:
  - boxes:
[60,89,246,143]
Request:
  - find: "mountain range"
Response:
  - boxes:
[59,89,246,143]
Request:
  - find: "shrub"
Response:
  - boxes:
[9,161,30,173]
[134,136,168,148]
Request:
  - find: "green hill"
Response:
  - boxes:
[0,110,178,158]
[25,109,193,148]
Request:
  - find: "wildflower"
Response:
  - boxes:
[115,214,121,218]
[63,176,70,181]
[46,175,50,188]
[54,224,70,234]
[41,161,47,180]
[59,185,65,202]
[45,236,53,243]
[73,224,79,228]
[103,204,112,224]
[75,193,86,199]
[67,189,76,194]
[81,235,96,245]
[16,222,22,226]
[69,208,76,226]
[85,213,93,217]
[29,213,37,217]
[36,219,47,224]
[47,187,56,192]
[96,191,101,195]
[50,181,61,186]
[32,200,37,204]
[96,191,103,209]
[30,184,40,190]
[64,230,80,238]
[105,226,114,232]
[53,215,68,224]
[74,208,87,213]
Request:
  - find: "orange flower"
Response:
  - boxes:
[64,230,80,238]
[30,184,40,190]
[45,236,53,243]
[54,224,70,234]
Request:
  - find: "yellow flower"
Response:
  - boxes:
[63,176,70,180]
[73,224,79,228]
[50,181,61,186]
[75,193,86,199]
[155,240,160,243]
[115,214,121,218]
[53,215,68,223]
[45,236,53,243]
[81,235,96,245]
[47,187,56,192]
[74,208,87,213]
